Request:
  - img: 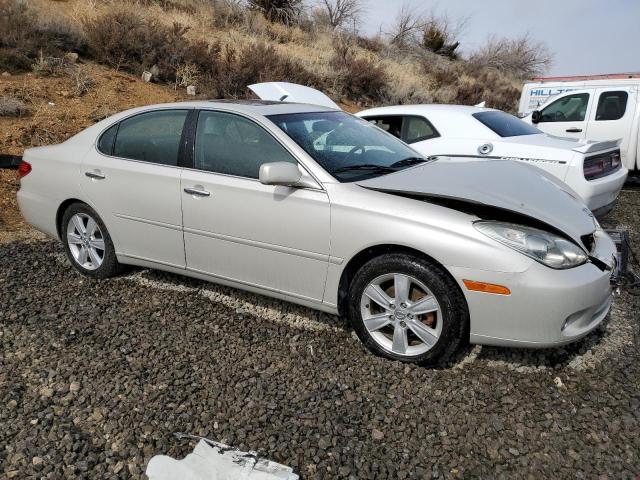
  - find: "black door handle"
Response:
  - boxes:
[566,128,582,133]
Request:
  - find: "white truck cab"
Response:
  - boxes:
[521,80,640,172]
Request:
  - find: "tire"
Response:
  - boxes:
[348,253,469,366]
[61,202,123,279]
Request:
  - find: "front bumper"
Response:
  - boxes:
[448,230,617,348]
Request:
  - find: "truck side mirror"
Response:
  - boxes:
[531,110,541,124]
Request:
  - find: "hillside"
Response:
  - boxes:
[2,0,522,119]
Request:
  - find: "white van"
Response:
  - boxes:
[520,78,640,172]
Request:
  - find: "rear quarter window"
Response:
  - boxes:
[97,124,118,155]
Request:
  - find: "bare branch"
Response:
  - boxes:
[319,0,363,29]
[469,33,553,79]
[387,2,425,49]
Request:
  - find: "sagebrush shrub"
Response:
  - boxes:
[83,10,217,84]
[210,42,322,98]
[0,0,85,72]
[330,38,388,103]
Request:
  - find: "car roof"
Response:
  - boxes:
[127,100,337,117]
[357,104,497,116]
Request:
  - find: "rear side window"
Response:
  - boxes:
[112,110,188,166]
[539,93,589,122]
[595,91,628,121]
[366,116,403,138]
[472,111,540,137]
[404,116,439,143]
[365,115,439,143]
[97,124,118,155]
[195,111,296,179]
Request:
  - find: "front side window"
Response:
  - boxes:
[539,93,589,123]
[473,111,541,137]
[112,110,188,166]
[268,111,428,182]
[195,111,296,178]
[595,91,628,121]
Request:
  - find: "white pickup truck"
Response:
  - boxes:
[520,79,640,173]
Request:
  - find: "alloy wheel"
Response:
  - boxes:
[360,273,442,357]
[66,213,105,271]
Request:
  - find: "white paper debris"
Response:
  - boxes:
[146,437,299,480]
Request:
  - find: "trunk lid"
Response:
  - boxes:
[248,82,340,110]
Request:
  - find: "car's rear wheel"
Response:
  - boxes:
[348,253,468,366]
[61,203,122,278]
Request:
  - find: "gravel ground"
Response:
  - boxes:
[1,189,639,479]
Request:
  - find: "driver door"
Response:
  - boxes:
[181,110,331,302]
[535,91,594,139]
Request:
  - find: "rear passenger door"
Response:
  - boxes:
[586,88,636,165]
[81,109,190,268]
[180,110,331,302]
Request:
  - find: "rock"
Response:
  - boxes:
[317,436,331,450]
[91,408,104,422]
[39,386,54,398]
[1,71,10,77]
[7,399,17,409]
[186,85,196,96]
[69,382,81,393]
[141,71,153,82]
[32,456,44,466]
[372,429,384,440]
[554,377,564,388]
[64,52,79,64]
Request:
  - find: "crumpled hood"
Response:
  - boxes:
[357,158,597,245]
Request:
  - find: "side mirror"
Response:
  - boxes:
[531,110,541,124]
[259,162,302,186]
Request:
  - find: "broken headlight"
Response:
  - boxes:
[474,221,588,269]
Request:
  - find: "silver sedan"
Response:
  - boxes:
[17,100,617,365]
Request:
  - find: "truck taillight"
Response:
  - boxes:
[18,160,32,178]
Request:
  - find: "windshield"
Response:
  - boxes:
[472,110,541,137]
[267,111,428,182]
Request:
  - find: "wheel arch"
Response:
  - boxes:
[55,198,88,240]
[336,243,466,317]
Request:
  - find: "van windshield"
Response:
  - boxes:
[267,111,429,182]
[473,111,541,137]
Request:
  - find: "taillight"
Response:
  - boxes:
[18,160,32,178]
[583,158,605,179]
[583,150,621,180]
[611,152,621,169]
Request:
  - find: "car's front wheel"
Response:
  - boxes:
[348,253,468,366]
[61,202,122,279]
